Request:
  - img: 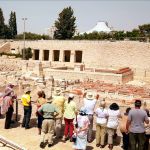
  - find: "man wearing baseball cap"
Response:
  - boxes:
[126,99,149,150]
[21,87,32,129]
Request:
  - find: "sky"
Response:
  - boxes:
[0,0,150,34]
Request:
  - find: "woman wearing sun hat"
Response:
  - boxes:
[73,107,90,150]
[106,103,121,150]
[83,91,97,142]
[52,87,65,139]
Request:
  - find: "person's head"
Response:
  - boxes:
[109,103,119,110]
[99,99,106,108]
[41,91,46,98]
[135,99,141,108]
[54,87,61,96]
[86,92,94,100]
[47,96,53,103]
[7,83,14,89]
[4,88,13,96]
[68,93,74,103]
[145,109,150,117]
[124,107,131,115]
[37,91,43,98]
[24,87,31,94]
[79,107,87,116]
[3,88,14,98]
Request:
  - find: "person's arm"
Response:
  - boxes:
[62,98,65,114]
[93,99,97,113]
[145,114,149,124]
[26,95,31,105]
[126,112,131,133]
[38,106,43,116]
[126,119,131,133]
[78,120,89,133]
[36,99,41,107]
[9,98,13,106]
[96,94,99,100]
[54,106,59,117]
[73,102,78,115]
[118,111,122,118]
[94,109,98,117]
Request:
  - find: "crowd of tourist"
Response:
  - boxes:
[0,83,150,150]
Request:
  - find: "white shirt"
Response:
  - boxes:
[107,109,120,129]
[95,108,108,124]
[83,98,96,115]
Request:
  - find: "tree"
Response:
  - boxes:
[9,11,17,38]
[22,47,32,60]
[15,32,50,40]
[0,8,5,38]
[4,25,12,39]
[54,6,76,39]
[139,24,150,36]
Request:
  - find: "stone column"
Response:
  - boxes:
[70,50,75,63]
[22,61,28,73]
[49,50,53,61]
[32,49,35,60]
[39,49,43,61]
[59,50,64,62]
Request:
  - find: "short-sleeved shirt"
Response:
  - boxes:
[107,109,120,129]
[83,98,96,115]
[95,108,108,124]
[128,108,149,133]
[64,101,77,119]
[52,95,65,118]
[76,115,90,136]
[38,103,59,119]
[21,94,31,106]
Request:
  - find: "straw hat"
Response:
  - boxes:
[86,92,94,100]
[5,87,13,95]
[54,87,61,96]
[79,107,87,115]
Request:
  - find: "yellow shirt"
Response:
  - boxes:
[21,94,31,106]
[64,101,77,119]
[52,96,65,118]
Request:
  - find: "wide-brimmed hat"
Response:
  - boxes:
[79,107,87,115]
[5,87,13,95]
[54,87,61,96]
[24,87,31,93]
[69,93,74,99]
[86,92,94,100]
[47,96,53,103]
[109,103,119,110]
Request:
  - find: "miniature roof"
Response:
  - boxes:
[83,21,112,34]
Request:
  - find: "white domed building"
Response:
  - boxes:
[82,21,112,34]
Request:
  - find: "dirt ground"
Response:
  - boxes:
[0,95,123,150]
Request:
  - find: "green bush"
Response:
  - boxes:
[0,52,22,58]
[22,47,32,60]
